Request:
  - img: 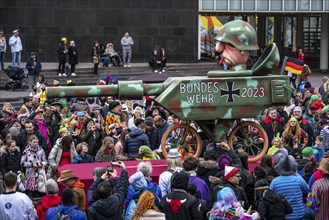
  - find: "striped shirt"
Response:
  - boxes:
[270,174,309,220]
[311,177,329,220]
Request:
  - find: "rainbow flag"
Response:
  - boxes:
[284,56,304,74]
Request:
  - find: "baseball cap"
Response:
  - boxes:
[302,147,318,157]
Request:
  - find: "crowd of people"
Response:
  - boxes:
[0,70,328,219]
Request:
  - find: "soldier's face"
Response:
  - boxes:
[217,42,249,67]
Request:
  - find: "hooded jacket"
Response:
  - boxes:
[88,169,128,220]
[160,172,201,220]
[196,160,219,188]
[36,195,61,220]
[124,128,150,159]
[48,138,77,167]
[71,180,86,212]
[258,189,292,220]
[46,205,86,220]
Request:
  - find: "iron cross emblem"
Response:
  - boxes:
[220,81,240,102]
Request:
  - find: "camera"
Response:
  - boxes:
[107,166,113,173]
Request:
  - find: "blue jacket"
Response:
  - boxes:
[88,169,128,220]
[312,145,325,163]
[156,122,170,141]
[26,58,42,76]
[146,126,161,150]
[72,153,94,164]
[124,128,150,159]
[270,174,309,220]
[124,178,161,209]
[46,205,86,220]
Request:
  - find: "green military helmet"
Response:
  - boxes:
[215,20,258,51]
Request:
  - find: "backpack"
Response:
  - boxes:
[53,207,77,220]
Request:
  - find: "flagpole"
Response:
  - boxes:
[280,56,288,75]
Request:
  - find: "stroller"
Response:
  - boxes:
[4,66,28,91]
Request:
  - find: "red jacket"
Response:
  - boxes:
[36,195,61,220]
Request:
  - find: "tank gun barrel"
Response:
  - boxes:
[46,80,164,99]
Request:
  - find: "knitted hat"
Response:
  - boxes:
[253,166,267,178]
[217,153,232,171]
[23,96,32,103]
[309,100,322,113]
[302,147,318,157]
[171,171,189,190]
[109,101,120,111]
[224,166,238,180]
[144,117,154,126]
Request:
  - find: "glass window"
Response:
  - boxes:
[243,0,255,11]
[216,0,228,10]
[311,0,323,11]
[284,0,296,11]
[230,0,241,10]
[298,0,309,11]
[202,0,214,10]
[326,0,329,10]
[271,0,282,11]
[257,0,269,10]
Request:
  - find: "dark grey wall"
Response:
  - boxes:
[0,0,198,63]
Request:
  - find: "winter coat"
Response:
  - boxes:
[196,160,219,188]
[9,35,22,52]
[80,129,103,157]
[139,209,166,220]
[320,126,329,152]
[68,46,79,65]
[260,116,284,148]
[160,190,202,220]
[70,180,86,212]
[20,146,48,191]
[258,189,292,220]
[298,117,314,146]
[158,167,185,197]
[36,195,61,220]
[269,174,309,220]
[188,172,210,202]
[146,126,161,150]
[157,122,170,141]
[0,148,21,177]
[95,146,116,162]
[46,205,86,220]
[17,129,48,154]
[48,138,77,175]
[57,43,67,59]
[88,169,128,220]
[240,167,253,188]
[125,178,162,209]
[0,36,6,52]
[124,128,150,159]
[26,58,42,76]
[73,153,94,164]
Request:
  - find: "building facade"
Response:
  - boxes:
[0,0,199,63]
[199,0,329,70]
